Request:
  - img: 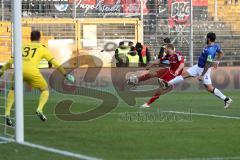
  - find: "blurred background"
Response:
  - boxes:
[0,0,240,67]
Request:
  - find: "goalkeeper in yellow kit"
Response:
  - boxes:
[0,30,74,126]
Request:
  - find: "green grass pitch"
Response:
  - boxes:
[0,90,240,160]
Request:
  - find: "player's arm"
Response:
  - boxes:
[146,59,160,70]
[174,54,184,76]
[213,50,224,69]
[174,62,184,76]
[216,50,224,60]
[0,59,13,77]
[49,59,66,75]
[50,59,75,83]
[42,47,75,83]
[146,54,170,70]
[42,47,66,75]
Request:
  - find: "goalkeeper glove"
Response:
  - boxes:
[65,74,75,84]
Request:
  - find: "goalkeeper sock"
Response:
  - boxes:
[37,90,49,113]
[213,88,226,101]
[5,90,14,116]
[147,93,161,105]
[138,73,152,82]
[168,76,184,85]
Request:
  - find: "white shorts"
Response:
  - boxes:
[187,64,212,85]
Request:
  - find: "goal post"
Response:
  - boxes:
[12,0,24,143]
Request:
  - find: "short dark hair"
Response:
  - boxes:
[135,42,142,48]
[163,37,171,44]
[31,30,41,41]
[166,43,175,50]
[119,41,125,46]
[128,41,134,46]
[207,32,216,42]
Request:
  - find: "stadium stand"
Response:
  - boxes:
[0,0,240,66]
[143,0,240,66]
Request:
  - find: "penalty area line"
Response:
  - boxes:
[0,136,101,160]
[163,110,240,120]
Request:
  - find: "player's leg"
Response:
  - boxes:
[141,86,172,108]
[137,70,156,82]
[5,80,14,117]
[5,75,15,126]
[129,68,170,86]
[26,72,49,121]
[36,87,49,121]
[137,68,169,82]
[167,65,199,86]
[37,88,49,114]
[141,71,174,108]
[203,70,232,109]
[35,77,49,121]
[158,71,186,89]
[128,70,158,86]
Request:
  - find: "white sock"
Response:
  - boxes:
[168,76,184,85]
[213,88,226,100]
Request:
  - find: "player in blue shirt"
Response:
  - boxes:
[198,43,221,68]
[159,32,232,108]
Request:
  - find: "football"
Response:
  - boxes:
[128,73,138,85]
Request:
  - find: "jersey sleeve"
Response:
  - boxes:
[216,44,222,53]
[160,54,170,64]
[176,52,184,63]
[42,46,54,62]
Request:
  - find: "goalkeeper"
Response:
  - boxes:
[0,30,74,126]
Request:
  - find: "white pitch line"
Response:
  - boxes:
[163,110,240,120]
[1,135,240,160]
[0,136,101,160]
[22,142,101,160]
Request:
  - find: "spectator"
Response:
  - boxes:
[128,41,135,50]
[135,42,151,66]
[225,0,238,5]
[115,41,130,67]
[235,0,239,5]
[128,41,136,54]
[126,49,140,67]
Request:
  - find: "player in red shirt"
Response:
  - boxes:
[127,43,184,108]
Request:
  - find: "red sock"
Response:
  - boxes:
[147,93,161,105]
[138,73,152,82]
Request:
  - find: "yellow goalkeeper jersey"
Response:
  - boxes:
[21,42,54,68]
[5,41,65,76]
[7,42,54,71]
